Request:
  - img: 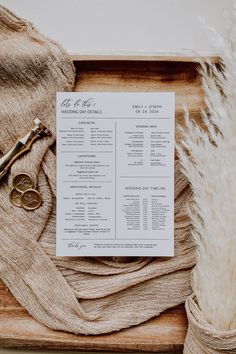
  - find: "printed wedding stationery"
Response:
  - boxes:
[56,92,175,256]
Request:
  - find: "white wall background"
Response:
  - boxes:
[1,0,233,57]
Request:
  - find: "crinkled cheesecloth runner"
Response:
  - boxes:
[0,5,195,335]
[184,295,236,353]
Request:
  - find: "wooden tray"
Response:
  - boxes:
[0,56,205,352]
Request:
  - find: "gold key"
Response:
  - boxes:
[21,189,42,211]
[9,189,22,207]
[13,173,35,192]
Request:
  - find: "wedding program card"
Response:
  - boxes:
[56,92,175,256]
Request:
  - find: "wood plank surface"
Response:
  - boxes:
[74,60,204,146]
[0,58,204,352]
[0,280,186,352]
[70,53,218,63]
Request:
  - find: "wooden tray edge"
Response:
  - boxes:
[70,53,219,63]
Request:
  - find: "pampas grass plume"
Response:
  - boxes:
[178,3,236,331]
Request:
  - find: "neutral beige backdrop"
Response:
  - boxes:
[0,0,231,353]
[0,0,233,57]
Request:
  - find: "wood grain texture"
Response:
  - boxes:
[74,60,205,148]
[0,280,186,352]
[70,54,218,63]
[0,58,204,352]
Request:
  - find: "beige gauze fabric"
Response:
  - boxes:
[184,295,236,354]
[0,5,195,335]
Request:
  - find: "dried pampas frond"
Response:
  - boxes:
[178,4,236,332]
